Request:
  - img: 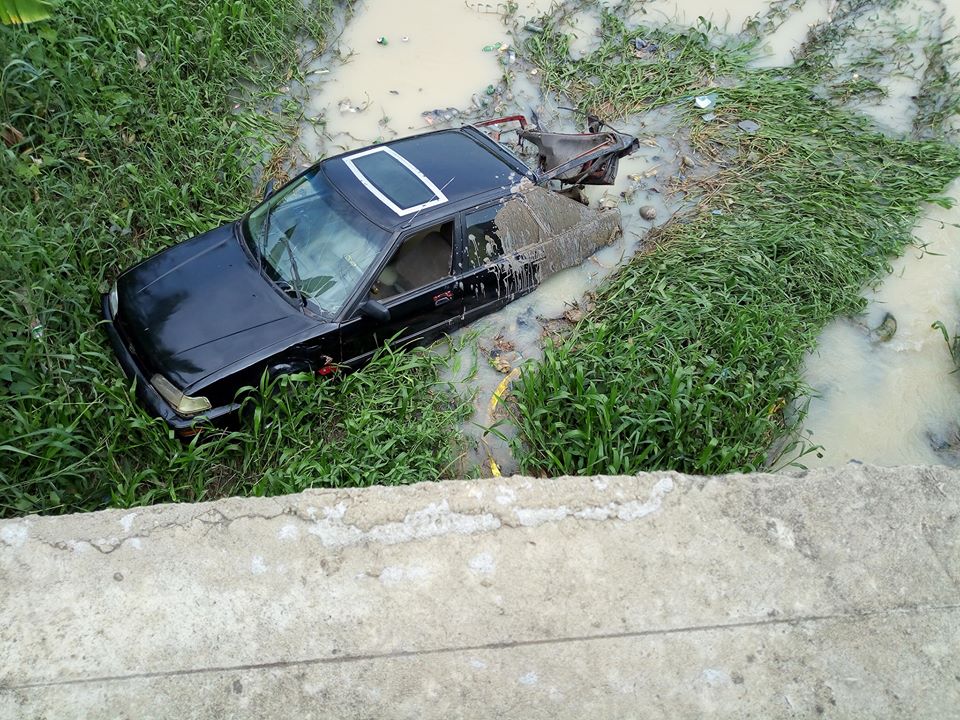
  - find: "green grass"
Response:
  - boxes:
[0,0,471,516]
[511,12,960,476]
[4,0,958,515]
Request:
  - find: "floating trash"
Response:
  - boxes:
[870,312,898,342]
[376,36,388,46]
[482,42,504,52]
[401,36,409,42]
[639,205,657,220]
[485,84,496,95]
[421,107,460,125]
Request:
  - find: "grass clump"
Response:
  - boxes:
[0,1,470,516]
[512,14,960,476]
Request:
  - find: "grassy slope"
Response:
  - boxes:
[512,15,960,475]
[0,0,470,516]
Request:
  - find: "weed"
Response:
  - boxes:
[511,12,960,476]
[0,0,470,516]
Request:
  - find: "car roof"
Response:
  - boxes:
[322,127,534,232]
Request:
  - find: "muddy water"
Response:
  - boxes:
[628,0,835,66]
[289,0,960,475]
[298,0,506,156]
[796,179,960,467]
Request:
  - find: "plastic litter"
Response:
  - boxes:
[701,112,716,122]
[524,22,544,33]
[421,107,460,125]
[482,42,504,52]
[376,36,388,46]
[737,119,761,133]
[30,318,43,340]
[485,84,496,96]
[400,36,409,42]
[694,93,717,109]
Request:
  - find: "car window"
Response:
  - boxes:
[462,205,506,271]
[461,199,543,271]
[369,222,453,302]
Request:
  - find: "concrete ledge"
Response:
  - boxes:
[1,465,959,718]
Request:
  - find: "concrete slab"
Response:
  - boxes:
[1,464,958,718]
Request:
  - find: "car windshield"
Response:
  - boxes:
[245,168,392,317]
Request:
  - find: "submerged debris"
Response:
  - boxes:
[870,312,898,342]
[338,98,364,114]
[421,107,460,125]
[492,184,621,279]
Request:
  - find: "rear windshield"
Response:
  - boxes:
[342,146,447,216]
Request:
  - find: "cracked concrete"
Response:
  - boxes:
[1,464,959,718]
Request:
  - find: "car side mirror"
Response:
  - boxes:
[359,299,390,323]
[263,178,276,200]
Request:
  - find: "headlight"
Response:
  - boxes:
[150,374,212,416]
[109,282,119,317]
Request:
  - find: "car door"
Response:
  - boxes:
[456,197,541,324]
[338,219,463,366]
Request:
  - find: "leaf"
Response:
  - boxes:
[0,0,54,25]
[1,123,24,147]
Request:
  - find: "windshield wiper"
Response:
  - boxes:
[257,205,272,276]
[278,224,307,308]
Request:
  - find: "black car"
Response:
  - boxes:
[102,117,637,434]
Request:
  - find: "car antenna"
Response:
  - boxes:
[401,175,456,231]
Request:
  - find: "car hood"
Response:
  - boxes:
[117,223,315,390]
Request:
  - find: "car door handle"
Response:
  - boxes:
[433,290,453,306]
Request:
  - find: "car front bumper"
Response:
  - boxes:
[100,294,240,433]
